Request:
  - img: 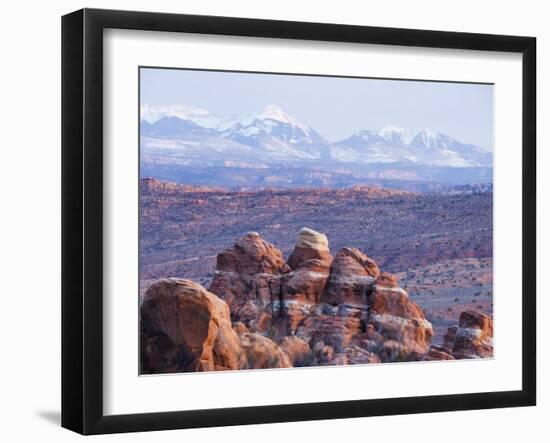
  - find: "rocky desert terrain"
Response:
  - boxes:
[140,178,492,282]
[139,178,493,373]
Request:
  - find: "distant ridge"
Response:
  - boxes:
[140,177,416,197]
[141,104,492,169]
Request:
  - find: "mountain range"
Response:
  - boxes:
[141,104,493,169]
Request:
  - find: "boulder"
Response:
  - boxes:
[276,228,333,334]
[216,232,290,275]
[233,321,249,335]
[140,278,246,373]
[343,344,381,365]
[322,247,379,306]
[423,345,455,361]
[307,314,363,352]
[287,228,332,271]
[365,274,433,360]
[279,336,312,366]
[450,310,494,359]
[281,267,329,305]
[210,233,289,329]
[368,276,425,320]
[312,341,336,365]
[239,333,292,369]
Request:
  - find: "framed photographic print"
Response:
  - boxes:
[61,8,536,435]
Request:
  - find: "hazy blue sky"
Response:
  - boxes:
[140,67,494,150]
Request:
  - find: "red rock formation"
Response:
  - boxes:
[322,247,380,306]
[442,326,458,351]
[312,341,336,365]
[423,345,455,361]
[279,336,312,366]
[140,177,224,194]
[365,273,433,360]
[209,232,436,365]
[305,313,363,352]
[210,233,289,331]
[239,333,292,369]
[142,229,495,372]
[342,344,381,365]
[281,228,332,308]
[375,271,399,288]
[140,278,246,373]
[286,227,332,271]
[216,232,289,275]
[233,321,249,335]
[276,228,333,334]
[448,310,493,359]
[368,284,425,321]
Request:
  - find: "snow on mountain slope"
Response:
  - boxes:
[221,105,331,159]
[409,129,493,166]
[141,115,216,138]
[410,128,440,149]
[140,104,492,168]
[378,125,413,145]
[141,104,219,128]
[334,126,492,167]
[257,104,312,133]
[222,105,320,143]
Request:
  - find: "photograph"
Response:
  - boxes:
[138,67,495,374]
[1,1,543,440]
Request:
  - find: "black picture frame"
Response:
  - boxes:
[62,8,536,435]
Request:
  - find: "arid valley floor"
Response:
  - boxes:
[139,178,493,373]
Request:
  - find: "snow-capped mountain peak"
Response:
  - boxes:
[256,104,311,134]
[218,105,327,154]
[141,104,212,125]
[355,129,384,141]
[259,104,290,121]
[141,103,492,168]
[378,125,412,144]
[411,128,441,148]
[333,125,492,167]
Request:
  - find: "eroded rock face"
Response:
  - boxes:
[423,345,455,361]
[342,344,381,365]
[279,336,312,366]
[143,228,493,372]
[287,227,332,271]
[240,333,292,369]
[375,272,399,288]
[216,232,290,275]
[302,313,363,353]
[233,321,249,335]
[211,231,434,365]
[275,228,334,335]
[322,247,380,306]
[210,233,289,331]
[140,278,246,373]
[442,326,458,351]
[368,281,425,320]
[448,310,493,359]
[365,273,433,360]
